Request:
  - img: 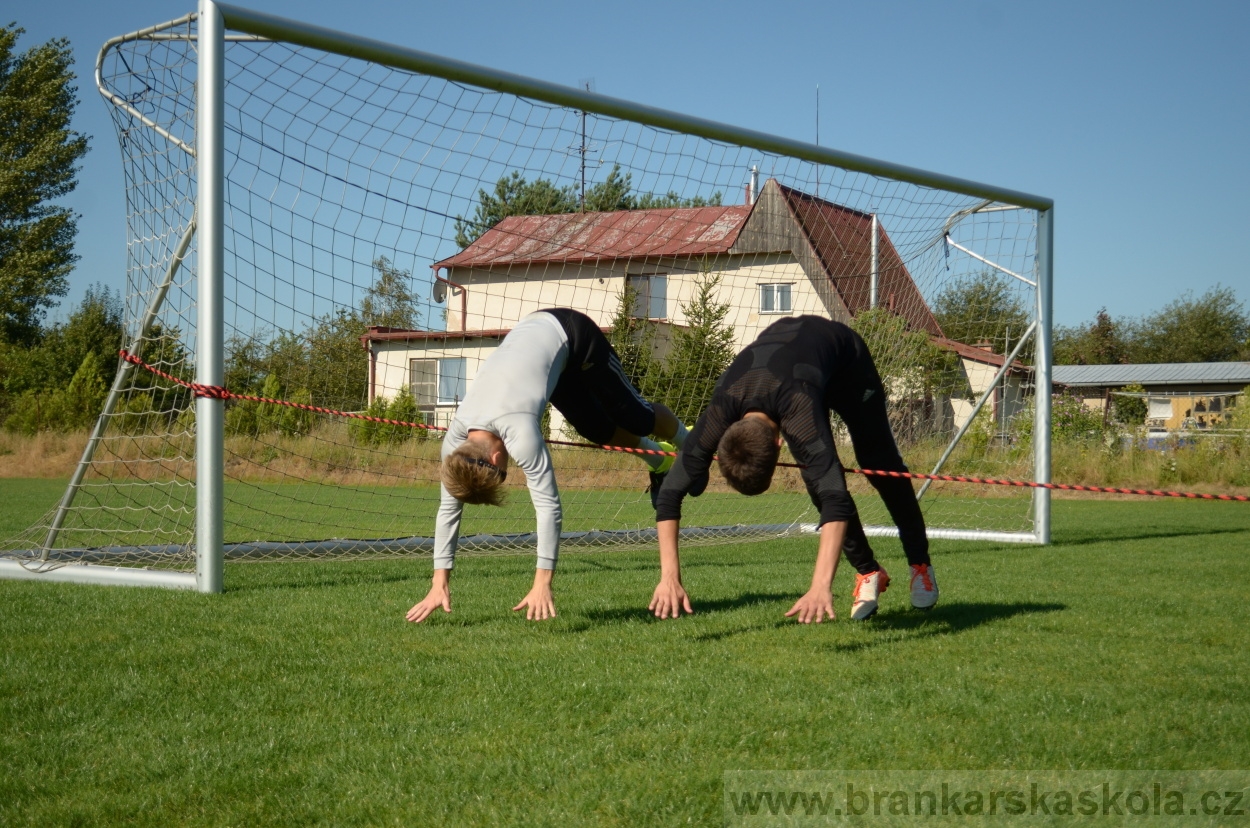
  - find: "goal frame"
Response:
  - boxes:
[0,0,1053,592]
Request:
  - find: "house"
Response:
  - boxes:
[362,178,958,433]
[932,337,1032,439]
[1052,362,1250,431]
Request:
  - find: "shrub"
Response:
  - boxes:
[350,389,425,446]
[3,353,108,434]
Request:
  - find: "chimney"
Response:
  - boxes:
[745,165,759,205]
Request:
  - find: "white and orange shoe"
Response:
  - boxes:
[909,563,939,610]
[850,568,890,620]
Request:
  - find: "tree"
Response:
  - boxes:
[1112,382,1147,426]
[454,171,576,248]
[3,350,106,434]
[662,264,736,427]
[360,256,420,330]
[851,307,961,401]
[1054,307,1130,365]
[582,164,633,212]
[606,279,661,397]
[454,166,724,248]
[932,271,1030,354]
[1124,285,1249,363]
[0,283,123,397]
[0,25,90,346]
[582,164,724,212]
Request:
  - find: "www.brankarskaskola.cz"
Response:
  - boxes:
[728,783,1248,818]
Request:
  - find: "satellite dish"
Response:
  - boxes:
[432,281,447,304]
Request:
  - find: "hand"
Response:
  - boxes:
[649,578,693,619]
[785,587,836,624]
[406,578,451,623]
[512,580,557,621]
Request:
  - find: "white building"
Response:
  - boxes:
[361,179,1015,436]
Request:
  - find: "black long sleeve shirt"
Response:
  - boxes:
[655,316,875,526]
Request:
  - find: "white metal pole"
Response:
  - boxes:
[870,213,879,308]
[196,0,225,593]
[1034,208,1054,544]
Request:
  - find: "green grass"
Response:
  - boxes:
[2,480,1249,826]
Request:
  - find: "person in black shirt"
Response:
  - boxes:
[650,315,937,622]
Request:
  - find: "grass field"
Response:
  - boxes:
[2,479,1249,825]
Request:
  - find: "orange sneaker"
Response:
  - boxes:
[851,568,890,620]
[909,563,939,610]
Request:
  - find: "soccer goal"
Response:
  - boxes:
[0,0,1053,591]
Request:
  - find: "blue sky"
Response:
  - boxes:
[9,0,1249,328]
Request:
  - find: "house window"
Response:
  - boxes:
[410,357,467,406]
[628,275,667,319]
[760,283,792,314]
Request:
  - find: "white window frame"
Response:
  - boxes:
[628,274,667,320]
[410,356,466,406]
[759,283,793,314]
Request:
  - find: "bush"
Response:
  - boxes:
[350,388,425,446]
[3,352,108,434]
[1113,383,1147,426]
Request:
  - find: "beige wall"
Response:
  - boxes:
[443,252,821,353]
[950,357,1027,432]
[370,339,501,430]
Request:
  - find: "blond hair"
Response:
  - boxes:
[442,441,507,506]
[717,417,780,495]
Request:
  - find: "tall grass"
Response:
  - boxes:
[3,421,1246,494]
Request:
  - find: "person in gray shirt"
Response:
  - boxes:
[407,308,689,623]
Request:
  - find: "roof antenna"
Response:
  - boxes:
[815,84,820,196]
[576,78,598,212]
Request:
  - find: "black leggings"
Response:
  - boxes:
[542,309,656,444]
[828,355,930,574]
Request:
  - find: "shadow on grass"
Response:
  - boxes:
[824,601,1066,652]
[227,566,422,593]
[563,555,758,574]
[1050,525,1248,548]
[581,591,792,624]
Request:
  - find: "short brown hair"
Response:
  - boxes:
[717,417,780,495]
[442,441,507,506]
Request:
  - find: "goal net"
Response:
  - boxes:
[0,4,1052,588]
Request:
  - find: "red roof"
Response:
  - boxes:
[932,336,1030,373]
[433,205,753,269]
[429,180,941,338]
[773,183,942,337]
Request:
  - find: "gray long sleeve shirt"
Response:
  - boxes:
[434,311,569,570]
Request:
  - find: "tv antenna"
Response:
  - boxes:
[572,78,602,212]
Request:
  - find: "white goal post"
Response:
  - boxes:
[0,0,1053,591]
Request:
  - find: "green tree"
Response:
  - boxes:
[350,387,424,446]
[454,171,576,248]
[0,283,123,397]
[224,257,418,414]
[606,279,661,396]
[582,164,633,212]
[1054,307,1130,366]
[632,191,723,209]
[850,307,963,403]
[663,265,736,427]
[360,256,420,330]
[1112,382,1147,426]
[0,25,90,346]
[4,350,105,434]
[1125,286,1249,363]
[932,271,1030,354]
[304,307,368,410]
[455,166,724,248]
